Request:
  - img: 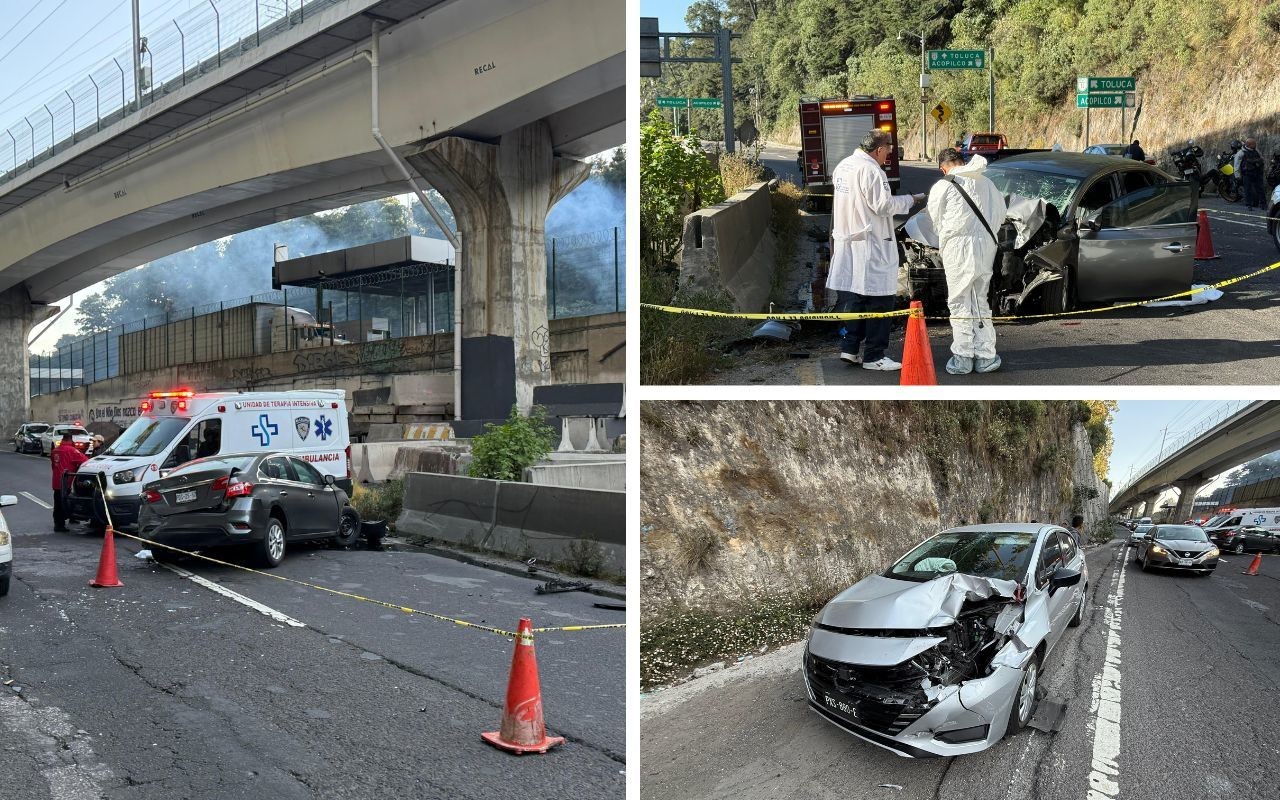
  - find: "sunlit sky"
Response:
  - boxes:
[1109,400,1244,492]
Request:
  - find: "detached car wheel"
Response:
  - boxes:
[333,508,361,549]
[1008,652,1041,733]
[253,517,287,568]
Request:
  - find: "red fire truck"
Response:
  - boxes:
[797,96,901,209]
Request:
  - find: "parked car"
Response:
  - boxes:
[1128,523,1155,546]
[1220,526,1280,555]
[0,494,16,597]
[37,425,93,457]
[803,523,1087,757]
[1133,524,1218,575]
[11,422,52,453]
[901,153,1197,316]
[1083,143,1157,165]
[137,452,360,568]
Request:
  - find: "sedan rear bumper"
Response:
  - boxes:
[137,502,268,552]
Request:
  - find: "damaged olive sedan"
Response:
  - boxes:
[901,153,1197,315]
[804,524,1088,758]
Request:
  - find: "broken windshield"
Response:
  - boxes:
[984,165,1081,215]
[886,531,1036,583]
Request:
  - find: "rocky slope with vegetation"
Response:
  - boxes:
[646,0,1280,161]
[640,400,1113,686]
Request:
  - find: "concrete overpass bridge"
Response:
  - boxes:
[0,0,623,430]
[1110,401,1280,521]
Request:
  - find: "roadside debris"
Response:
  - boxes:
[751,319,792,341]
[878,784,904,791]
[1028,698,1069,733]
[136,549,152,560]
[1141,285,1223,307]
[536,578,592,594]
[593,601,626,611]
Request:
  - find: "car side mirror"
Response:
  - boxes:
[1143,534,1154,540]
[1050,566,1082,594]
[324,474,336,486]
[0,494,16,507]
[1077,217,1101,232]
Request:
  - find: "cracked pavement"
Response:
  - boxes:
[640,527,1280,799]
[0,451,624,799]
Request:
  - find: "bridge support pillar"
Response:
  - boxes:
[1139,494,1157,518]
[1172,479,1205,523]
[0,285,37,435]
[406,121,589,420]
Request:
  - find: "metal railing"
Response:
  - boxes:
[1,0,345,184]
[548,226,625,319]
[1113,400,1256,498]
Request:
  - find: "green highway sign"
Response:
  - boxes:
[1076,76,1136,93]
[690,97,722,109]
[927,49,986,70]
[656,96,687,108]
[1076,92,1134,109]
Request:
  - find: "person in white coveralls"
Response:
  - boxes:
[926,147,1008,375]
[826,130,924,371]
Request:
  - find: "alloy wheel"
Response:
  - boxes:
[267,522,285,562]
[1018,661,1038,724]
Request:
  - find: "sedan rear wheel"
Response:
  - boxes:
[253,517,287,568]
[1008,653,1041,732]
[1233,542,1244,554]
[1069,585,1087,627]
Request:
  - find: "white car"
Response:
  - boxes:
[37,424,93,457]
[1128,523,1155,547]
[0,494,16,597]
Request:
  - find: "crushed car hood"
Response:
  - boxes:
[817,573,1019,630]
[903,192,1046,251]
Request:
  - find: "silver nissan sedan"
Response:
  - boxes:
[803,523,1088,757]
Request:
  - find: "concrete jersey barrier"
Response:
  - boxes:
[678,181,776,312]
[396,471,624,574]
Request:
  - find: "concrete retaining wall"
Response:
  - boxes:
[396,471,624,574]
[678,181,776,312]
[524,461,625,491]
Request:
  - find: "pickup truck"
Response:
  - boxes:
[958,132,1049,163]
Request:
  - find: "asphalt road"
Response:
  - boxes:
[0,450,624,799]
[640,529,1280,800]
[714,144,1280,386]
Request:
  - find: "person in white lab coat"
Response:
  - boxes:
[826,130,923,371]
[926,148,1008,374]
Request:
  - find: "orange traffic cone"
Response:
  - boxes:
[899,300,937,386]
[1242,552,1262,576]
[89,525,124,588]
[481,618,565,755]
[1193,210,1218,260]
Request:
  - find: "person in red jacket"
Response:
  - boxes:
[51,432,89,532]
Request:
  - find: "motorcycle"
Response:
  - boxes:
[1206,149,1243,203]
[1170,142,1205,191]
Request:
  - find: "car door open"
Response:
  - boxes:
[1076,182,1198,302]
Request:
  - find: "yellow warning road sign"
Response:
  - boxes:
[930,101,952,124]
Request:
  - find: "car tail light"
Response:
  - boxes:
[143,489,162,503]
[212,475,254,498]
[345,445,352,478]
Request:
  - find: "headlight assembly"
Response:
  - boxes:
[1150,545,1169,556]
[0,531,9,546]
[112,469,137,485]
[1203,547,1219,558]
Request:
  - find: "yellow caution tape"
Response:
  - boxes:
[114,531,625,638]
[641,259,1280,323]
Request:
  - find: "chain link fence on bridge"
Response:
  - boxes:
[1,0,345,183]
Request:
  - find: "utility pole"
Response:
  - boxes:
[131,0,142,108]
[900,30,927,160]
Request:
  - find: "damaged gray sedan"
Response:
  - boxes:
[804,524,1088,757]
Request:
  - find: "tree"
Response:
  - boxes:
[1083,400,1117,483]
[467,406,558,482]
[640,112,726,265]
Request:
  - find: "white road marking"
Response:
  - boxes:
[1241,598,1269,614]
[1086,548,1127,800]
[159,563,306,628]
[1210,216,1266,229]
[19,491,52,509]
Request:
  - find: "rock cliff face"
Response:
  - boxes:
[640,401,1109,620]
